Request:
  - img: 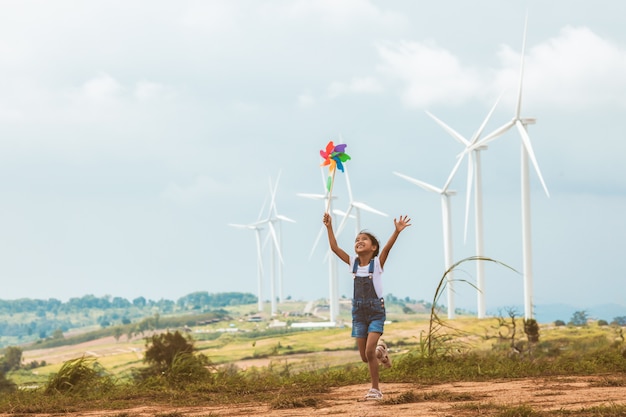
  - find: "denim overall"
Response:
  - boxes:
[351,258,386,337]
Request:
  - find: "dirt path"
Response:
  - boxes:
[4,375,625,416]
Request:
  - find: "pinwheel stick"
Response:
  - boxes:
[325,169,336,213]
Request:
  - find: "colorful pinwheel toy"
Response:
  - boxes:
[320,140,351,212]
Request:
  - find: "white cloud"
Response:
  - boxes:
[508,26,626,110]
[178,1,240,33]
[376,26,626,111]
[327,76,384,99]
[376,40,485,108]
[78,73,123,105]
[134,81,168,102]
[297,92,316,108]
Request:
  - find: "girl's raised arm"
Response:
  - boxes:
[323,213,350,265]
[379,215,411,268]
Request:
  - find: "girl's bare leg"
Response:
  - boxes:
[357,333,382,390]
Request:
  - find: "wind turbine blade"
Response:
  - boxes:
[268,177,277,215]
[256,196,268,221]
[335,205,354,238]
[352,201,388,217]
[441,154,465,193]
[426,111,470,147]
[332,208,354,219]
[515,13,529,119]
[463,153,475,243]
[393,171,442,194]
[261,227,271,249]
[471,94,503,144]
[475,120,515,149]
[343,165,354,202]
[309,226,325,260]
[228,223,249,229]
[276,214,296,223]
[297,193,326,200]
[515,120,550,197]
[267,221,285,264]
[254,229,264,270]
[268,170,284,216]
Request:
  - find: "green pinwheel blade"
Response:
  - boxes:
[338,153,351,162]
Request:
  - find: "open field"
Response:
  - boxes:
[5,311,626,416]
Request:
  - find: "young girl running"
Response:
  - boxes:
[323,212,412,400]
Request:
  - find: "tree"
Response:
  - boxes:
[569,311,588,326]
[0,346,23,372]
[143,331,194,372]
[113,327,123,342]
[134,330,212,385]
[612,316,626,326]
[133,296,147,308]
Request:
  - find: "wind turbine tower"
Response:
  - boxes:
[393,170,458,319]
[473,16,549,319]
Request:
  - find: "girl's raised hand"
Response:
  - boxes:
[394,215,412,232]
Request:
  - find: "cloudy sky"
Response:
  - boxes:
[1,1,624,318]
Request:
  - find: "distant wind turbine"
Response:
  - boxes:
[297,167,340,323]
[425,95,501,319]
[228,200,267,312]
[393,170,457,319]
[334,164,388,238]
[472,15,550,320]
[255,172,296,316]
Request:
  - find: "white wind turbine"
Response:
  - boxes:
[472,15,550,320]
[228,200,267,312]
[334,164,388,238]
[425,95,501,319]
[393,169,457,319]
[297,167,340,323]
[255,172,296,316]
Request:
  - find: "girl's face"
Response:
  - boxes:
[354,233,377,255]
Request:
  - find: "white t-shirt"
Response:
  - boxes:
[349,255,384,299]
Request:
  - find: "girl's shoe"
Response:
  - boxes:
[364,388,383,400]
[376,339,392,368]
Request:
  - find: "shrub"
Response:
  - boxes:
[0,369,15,393]
[44,356,114,395]
[523,319,539,343]
[133,330,213,386]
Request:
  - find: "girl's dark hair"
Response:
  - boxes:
[359,230,380,257]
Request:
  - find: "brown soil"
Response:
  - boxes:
[3,375,626,416]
